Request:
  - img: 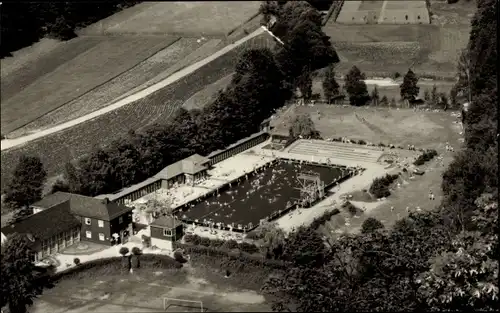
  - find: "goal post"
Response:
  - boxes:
[163,297,203,312]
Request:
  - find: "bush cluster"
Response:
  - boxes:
[183,234,260,254]
[369,174,400,199]
[413,149,438,166]
[309,208,341,230]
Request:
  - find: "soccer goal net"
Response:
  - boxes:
[164,297,204,312]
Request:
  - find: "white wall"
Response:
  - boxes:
[151,237,173,251]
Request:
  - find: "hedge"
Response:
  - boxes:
[309,208,341,230]
[50,254,182,282]
[183,233,260,254]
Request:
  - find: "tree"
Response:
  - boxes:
[400,69,420,106]
[424,88,430,102]
[50,178,70,194]
[322,65,339,103]
[371,86,380,106]
[450,87,458,108]
[431,84,439,106]
[282,226,326,268]
[296,70,313,100]
[345,66,370,106]
[257,222,286,259]
[380,95,388,106]
[259,1,280,26]
[440,92,449,111]
[1,233,43,313]
[289,114,321,139]
[361,217,384,234]
[4,155,47,212]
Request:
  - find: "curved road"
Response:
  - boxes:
[1,27,267,151]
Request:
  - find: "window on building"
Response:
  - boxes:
[86,231,92,239]
[98,220,104,228]
[417,15,421,20]
[163,229,172,236]
[98,233,105,241]
[85,218,91,225]
[119,216,123,224]
[405,15,408,20]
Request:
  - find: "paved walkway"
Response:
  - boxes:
[1,27,267,151]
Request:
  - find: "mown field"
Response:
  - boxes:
[1,36,177,136]
[80,1,261,37]
[0,32,278,190]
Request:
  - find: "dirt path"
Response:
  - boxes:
[1,27,266,151]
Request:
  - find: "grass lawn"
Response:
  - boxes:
[0,32,278,192]
[272,105,462,150]
[82,2,261,37]
[1,36,176,136]
[31,264,270,313]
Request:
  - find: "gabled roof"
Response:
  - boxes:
[33,192,132,221]
[150,215,182,229]
[1,201,81,246]
[155,154,209,180]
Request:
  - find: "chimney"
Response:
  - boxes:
[102,197,110,204]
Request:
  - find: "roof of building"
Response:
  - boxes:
[95,177,160,201]
[1,201,81,246]
[155,154,209,180]
[33,192,132,221]
[207,131,268,158]
[150,215,182,229]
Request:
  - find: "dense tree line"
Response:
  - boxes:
[1,1,140,57]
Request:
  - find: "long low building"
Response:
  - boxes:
[95,131,270,205]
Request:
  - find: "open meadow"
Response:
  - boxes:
[80,2,260,37]
[31,263,270,313]
[0,31,278,191]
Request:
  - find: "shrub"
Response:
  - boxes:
[73,258,80,266]
[223,239,239,250]
[131,247,142,255]
[121,255,130,270]
[191,234,201,245]
[119,247,129,256]
[209,239,225,248]
[199,237,211,247]
[183,233,195,243]
[343,202,359,216]
[310,208,341,230]
[238,242,259,254]
[361,217,385,234]
[131,255,140,269]
[369,174,399,198]
[357,139,366,145]
[173,250,188,263]
[413,149,438,166]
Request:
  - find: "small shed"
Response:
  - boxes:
[149,216,183,251]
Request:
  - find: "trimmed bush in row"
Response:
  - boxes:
[413,149,438,166]
[329,136,425,151]
[183,234,260,254]
[369,173,400,199]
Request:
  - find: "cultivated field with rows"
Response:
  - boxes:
[8,37,224,138]
[1,36,176,136]
[0,32,278,190]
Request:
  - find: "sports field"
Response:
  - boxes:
[31,266,270,313]
[181,160,345,227]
